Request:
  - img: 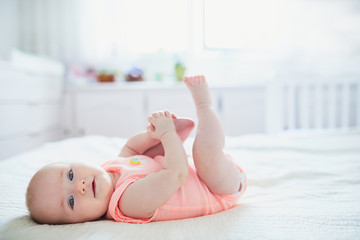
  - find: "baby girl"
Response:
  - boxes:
[26,75,247,224]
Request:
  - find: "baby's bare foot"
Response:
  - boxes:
[173,118,195,142]
[183,75,212,109]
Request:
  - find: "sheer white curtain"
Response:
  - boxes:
[19,0,79,63]
[18,0,188,65]
[16,0,360,83]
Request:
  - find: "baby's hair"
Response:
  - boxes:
[26,172,40,223]
[26,183,32,211]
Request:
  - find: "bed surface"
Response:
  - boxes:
[0,131,359,240]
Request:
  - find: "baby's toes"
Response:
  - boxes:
[152,112,161,118]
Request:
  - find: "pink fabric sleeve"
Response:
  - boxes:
[107,178,160,224]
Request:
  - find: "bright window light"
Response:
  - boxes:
[203,0,288,50]
[118,0,188,54]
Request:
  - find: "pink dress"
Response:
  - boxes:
[102,155,247,224]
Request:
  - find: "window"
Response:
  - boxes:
[203,0,288,50]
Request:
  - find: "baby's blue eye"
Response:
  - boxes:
[69,169,74,181]
[69,195,75,209]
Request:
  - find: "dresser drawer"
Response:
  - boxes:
[0,68,63,101]
[0,129,63,160]
[75,91,145,138]
[0,103,62,139]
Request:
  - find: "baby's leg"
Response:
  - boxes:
[183,76,241,195]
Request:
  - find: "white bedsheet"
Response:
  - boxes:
[0,132,359,240]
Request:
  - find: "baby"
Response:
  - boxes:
[26,75,247,224]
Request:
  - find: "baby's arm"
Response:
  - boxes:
[119,113,177,157]
[119,114,194,158]
[118,131,160,157]
[119,111,188,219]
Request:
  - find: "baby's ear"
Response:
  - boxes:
[173,118,195,142]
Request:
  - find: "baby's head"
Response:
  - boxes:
[26,162,114,224]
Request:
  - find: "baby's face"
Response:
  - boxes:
[28,162,115,224]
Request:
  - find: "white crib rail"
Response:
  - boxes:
[266,79,360,133]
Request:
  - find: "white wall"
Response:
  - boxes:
[10,0,360,85]
[1,0,359,86]
[0,0,20,60]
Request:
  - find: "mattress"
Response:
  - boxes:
[0,131,359,240]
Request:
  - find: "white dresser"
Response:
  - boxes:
[64,82,266,138]
[0,61,64,160]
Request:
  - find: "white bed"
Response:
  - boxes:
[1,53,359,239]
[0,131,359,240]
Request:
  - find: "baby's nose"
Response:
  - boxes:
[77,179,86,194]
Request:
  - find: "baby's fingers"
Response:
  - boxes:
[148,116,156,125]
[147,124,155,132]
[171,113,177,119]
[152,112,166,118]
[164,110,171,118]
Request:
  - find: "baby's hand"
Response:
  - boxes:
[147,111,176,140]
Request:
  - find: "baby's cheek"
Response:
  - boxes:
[95,198,109,216]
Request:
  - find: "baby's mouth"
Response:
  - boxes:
[92,178,96,198]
